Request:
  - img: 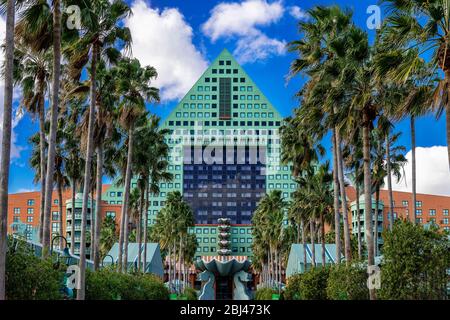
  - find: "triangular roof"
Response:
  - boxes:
[162,48,283,128]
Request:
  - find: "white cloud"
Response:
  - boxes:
[289,6,308,20]
[385,146,450,196]
[202,0,284,41]
[201,0,287,63]
[125,0,208,102]
[234,32,285,64]
[0,15,23,161]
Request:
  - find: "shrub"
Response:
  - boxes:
[326,262,369,300]
[255,287,277,300]
[378,220,450,300]
[181,287,198,300]
[6,242,64,300]
[284,267,329,300]
[284,274,302,300]
[85,269,169,300]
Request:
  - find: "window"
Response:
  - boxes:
[110,192,116,197]
[13,208,20,215]
[416,201,422,207]
[443,218,449,225]
[106,212,116,219]
[429,209,436,216]
[27,208,34,215]
[402,200,408,206]
[52,211,60,221]
[416,209,422,216]
[27,216,33,223]
[52,222,60,233]
[27,199,35,206]
[443,209,449,216]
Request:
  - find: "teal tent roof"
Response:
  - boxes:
[105,243,164,277]
[286,244,337,277]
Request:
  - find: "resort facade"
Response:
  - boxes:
[6,49,450,298]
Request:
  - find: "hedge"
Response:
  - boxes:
[6,242,64,300]
[255,287,278,300]
[85,268,169,300]
[326,263,369,300]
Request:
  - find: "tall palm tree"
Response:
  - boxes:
[253,190,286,289]
[42,0,62,256]
[12,42,51,242]
[114,58,160,273]
[370,129,406,255]
[0,0,15,301]
[377,53,436,224]
[381,0,450,169]
[72,1,131,299]
[287,6,364,263]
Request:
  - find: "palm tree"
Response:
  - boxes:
[343,131,364,258]
[65,0,130,274]
[132,115,172,272]
[12,42,51,242]
[42,0,62,256]
[381,0,450,169]
[72,1,131,299]
[99,216,118,260]
[370,129,407,255]
[253,190,286,289]
[287,6,363,264]
[377,53,436,224]
[114,58,160,273]
[152,191,194,292]
[0,0,15,301]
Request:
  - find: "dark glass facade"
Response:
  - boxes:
[183,145,266,224]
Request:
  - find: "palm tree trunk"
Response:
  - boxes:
[70,178,76,254]
[356,183,362,259]
[331,130,341,264]
[42,0,62,257]
[90,189,95,258]
[301,218,307,271]
[93,146,103,270]
[123,208,130,272]
[38,85,46,243]
[411,116,417,224]
[309,220,316,268]
[118,127,134,273]
[446,101,450,171]
[335,128,352,263]
[137,187,144,272]
[0,0,15,300]
[386,134,395,230]
[58,182,64,249]
[76,40,98,300]
[143,185,149,272]
[320,213,326,266]
[374,188,380,257]
[363,115,375,300]
[168,247,172,291]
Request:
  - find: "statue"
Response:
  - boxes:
[198,270,215,300]
[233,270,252,300]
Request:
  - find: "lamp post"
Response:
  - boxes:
[102,254,115,268]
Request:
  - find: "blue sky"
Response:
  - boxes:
[5,0,449,195]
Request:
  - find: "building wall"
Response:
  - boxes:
[7,185,122,249]
[346,187,450,236]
